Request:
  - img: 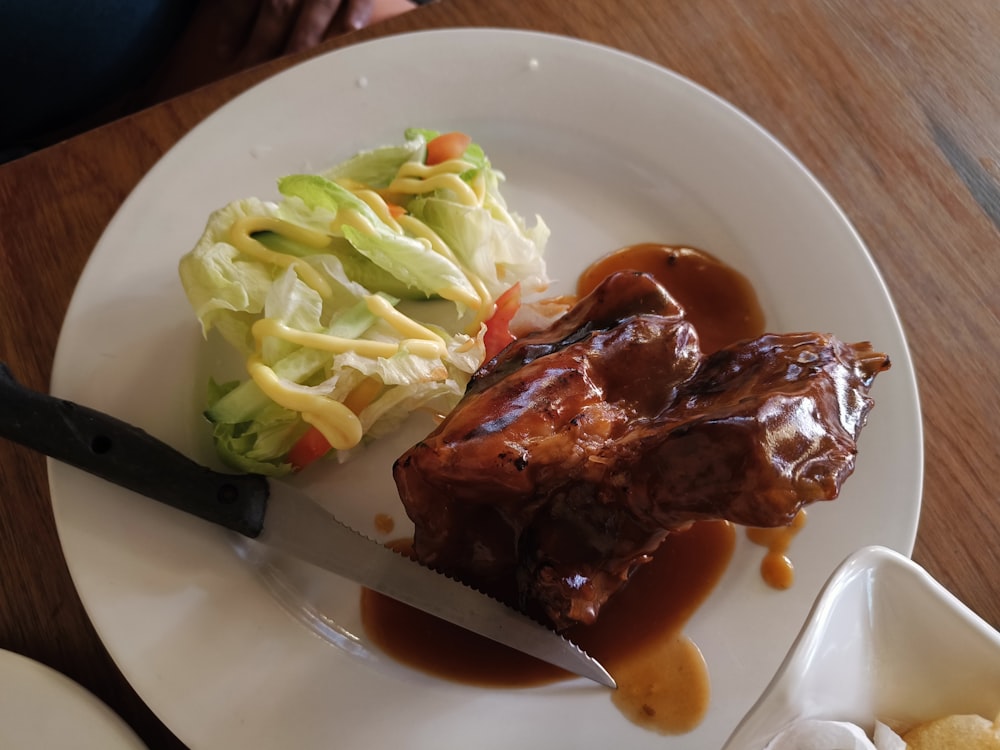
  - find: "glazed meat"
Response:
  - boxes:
[393,271,890,629]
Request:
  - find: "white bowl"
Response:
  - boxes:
[723,545,1000,749]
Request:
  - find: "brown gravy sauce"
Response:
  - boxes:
[361,522,735,733]
[360,243,787,734]
[372,512,395,536]
[746,510,808,590]
[577,243,765,353]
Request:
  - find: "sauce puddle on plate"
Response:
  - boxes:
[747,509,808,590]
[361,521,736,733]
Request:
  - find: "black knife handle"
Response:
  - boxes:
[0,362,268,538]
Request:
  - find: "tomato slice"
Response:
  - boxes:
[425,132,472,165]
[287,426,330,472]
[483,283,521,361]
[287,376,383,472]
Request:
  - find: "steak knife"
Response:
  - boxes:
[0,363,614,688]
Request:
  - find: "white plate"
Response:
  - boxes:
[723,546,1000,749]
[48,29,923,750]
[0,648,146,749]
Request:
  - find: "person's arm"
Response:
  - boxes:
[148,0,418,101]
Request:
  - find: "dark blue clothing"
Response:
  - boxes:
[0,1,196,159]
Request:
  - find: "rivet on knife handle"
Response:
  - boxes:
[0,362,269,538]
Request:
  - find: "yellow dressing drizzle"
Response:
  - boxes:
[246,287,458,451]
[251,317,445,360]
[231,152,506,454]
[395,214,462,264]
[354,189,403,233]
[246,355,362,450]
[331,176,366,191]
[344,157,492,317]
[362,295,449,353]
[332,207,377,237]
[229,215,333,298]
[468,171,486,205]
[396,215,490,322]
[233,215,332,249]
[390,173,479,205]
[398,159,475,179]
[389,160,480,206]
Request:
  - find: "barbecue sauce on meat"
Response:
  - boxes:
[361,244,768,731]
[366,243,889,734]
[577,243,765,353]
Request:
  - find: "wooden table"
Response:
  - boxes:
[2,0,998,746]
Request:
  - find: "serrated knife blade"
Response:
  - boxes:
[0,363,614,688]
[260,482,613,686]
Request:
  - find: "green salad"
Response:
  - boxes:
[179,128,550,475]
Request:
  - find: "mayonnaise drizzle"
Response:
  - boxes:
[252,316,446,360]
[389,160,480,206]
[247,291,452,450]
[227,151,498,456]
[246,355,363,450]
[353,188,404,233]
[362,295,448,354]
[396,214,490,323]
[229,215,333,298]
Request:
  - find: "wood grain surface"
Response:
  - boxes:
[1,0,999,747]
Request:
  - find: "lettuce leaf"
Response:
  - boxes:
[278,173,480,305]
[178,129,549,476]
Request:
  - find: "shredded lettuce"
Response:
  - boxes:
[278,174,480,305]
[321,138,423,188]
[178,129,549,475]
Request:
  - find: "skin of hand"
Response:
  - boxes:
[216,0,379,67]
[146,0,416,100]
